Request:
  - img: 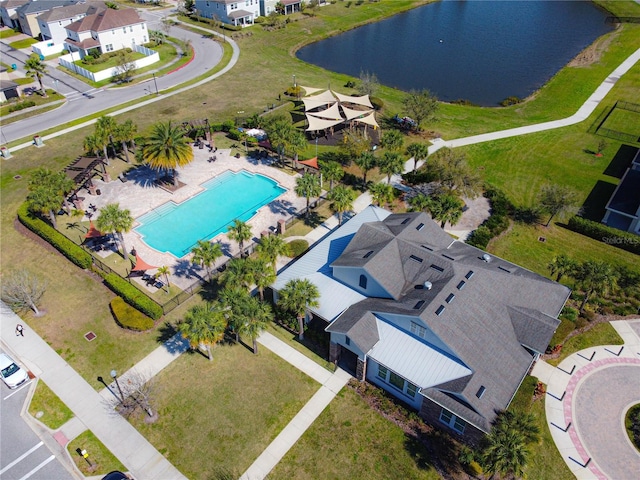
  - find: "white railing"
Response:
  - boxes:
[58,48,159,82]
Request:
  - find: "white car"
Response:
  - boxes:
[0,353,29,389]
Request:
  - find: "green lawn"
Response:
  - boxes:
[547,322,624,366]
[28,380,74,430]
[269,386,442,480]
[67,430,126,477]
[0,28,20,39]
[0,90,65,117]
[130,344,318,479]
[76,52,146,73]
[601,106,640,136]
[8,37,37,49]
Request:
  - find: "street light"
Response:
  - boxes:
[152,72,159,95]
[110,369,125,404]
[97,376,121,403]
[292,74,296,87]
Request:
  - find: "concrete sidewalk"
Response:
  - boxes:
[0,302,187,480]
[532,318,640,480]
[240,332,352,480]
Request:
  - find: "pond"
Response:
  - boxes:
[296,1,613,106]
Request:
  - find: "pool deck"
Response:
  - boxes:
[79,146,307,291]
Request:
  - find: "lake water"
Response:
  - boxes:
[296,1,613,106]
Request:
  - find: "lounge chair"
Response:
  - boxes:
[154,280,164,289]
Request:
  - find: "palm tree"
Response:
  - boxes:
[369,182,394,208]
[277,278,320,341]
[573,260,618,312]
[222,257,255,290]
[114,120,137,163]
[95,116,118,164]
[328,185,357,225]
[295,173,321,219]
[190,240,223,279]
[25,54,48,97]
[227,219,252,257]
[142,121,194,186]
[219,285,250,342]
[409,193,430,212]
[378,151,404,184]
[426,194,465,228]
[256,234,288,272]
[179,302,227,361]
[406,142,429,172]
[319,160,344,192]
[156,265,171,292]
[354,151,376,186]
[264,116,300,166]
[249,259,276,301]
[26,168,75,228]
[548,254,576,282]
[235,295,272,354]
[288,129,309,167]
[95,203,134,260]
[380,129,404,152]
[84,134,103,159]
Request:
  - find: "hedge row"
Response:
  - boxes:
[466,188,513,249]
[567,216,640,255]
[103,273,163,320]
[17,202,92,269]
[110,297,155,331]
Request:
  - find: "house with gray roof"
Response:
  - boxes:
[16,0,79,37]
[602,148,640,235]
[1,0,30,30]
[272,205,570,442]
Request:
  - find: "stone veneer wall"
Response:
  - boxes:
[419,397,485,446]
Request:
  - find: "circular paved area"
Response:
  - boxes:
[573,363,640,479]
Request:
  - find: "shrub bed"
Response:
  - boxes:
[8,100,36,113]
[287,239,309,257]
[17,203,92,269]
[103,273,163,320]
[466,187,513,249]
[567,216,640,255]
[110,297,155,331]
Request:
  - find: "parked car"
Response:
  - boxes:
[0,353,29,389]
[102,472,130,480]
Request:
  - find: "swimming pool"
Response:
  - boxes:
[135,170,286,257]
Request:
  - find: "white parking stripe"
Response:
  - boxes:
[3,380,32,400]
[0,442,43,475]
[17,455,55,480]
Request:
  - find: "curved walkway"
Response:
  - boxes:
[533,319,640,480]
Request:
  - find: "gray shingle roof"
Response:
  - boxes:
[37,1,106,23]
[17,0,78,15]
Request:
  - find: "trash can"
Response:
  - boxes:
[96,189,101,195]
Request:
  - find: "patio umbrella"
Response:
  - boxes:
[84,221,103,239]
[131,253,158,272]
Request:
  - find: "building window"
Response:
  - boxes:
[389,371,404,391]
[345,336,350,346]
[123,27,126,33]
[439,408,466,433]
[105,44,113,52]
[410,321,426,339]
[377,365,388,381]
[359,274,367,289]
[130,26,133,32]
[406,382,417,398]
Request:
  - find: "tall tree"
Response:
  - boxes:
[255,234,288,272]
[179,302,227,361]
[573,260,618,312]
[190,240,223,279]
[235,295,272,354]
[548,254,576,282]
[328,185,357,225]
[537,184,580,227]
[295,173,322,219]
[156,265,171,292]
[219,285,250,343]
[249,260,276,301]
[142,121,194,186]
[357,70,379,96]
[114,119,137,163]
[409,193,430,212]
[227,219,252,257]
[340,130,372,161]
[95,115,118,164]
[263,115,302,166]
[319,160,344,192]
[406,142,430,172]
[26,168,75,228]
[1,269,47,316]
[426,148,482,198]
[222,257,255,290]
[369,183,394,208]
[95,203,134,260]
[354,151,377,186]
[378,151,404,184]
[425,193,465,229]
[25,54,48,97]
[380,129,404,153]
[277,278,320,341]
[287,129,309,167]
[83,134,103,160]
[403,89,439,130]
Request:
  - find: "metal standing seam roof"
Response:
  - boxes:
[368,317,472,389]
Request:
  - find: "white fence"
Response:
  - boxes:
[58,45,159,82]
[32,40,65,57]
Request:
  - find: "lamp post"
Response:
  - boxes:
[292,74,296,87]
[97,376,121,403]
[153,72,159,95]
[110,369,125,404]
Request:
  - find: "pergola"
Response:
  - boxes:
[64,155,108,201]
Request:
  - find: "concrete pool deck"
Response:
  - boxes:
[79,146,307,291]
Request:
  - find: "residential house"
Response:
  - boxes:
[16,0,79,37]
[194,0,259,26]
[602,147,640,234]
[0,0,30,30]
[272,206,570,442]
[64,8,148,58]
[259,0,277,17]
[37,1,106,43]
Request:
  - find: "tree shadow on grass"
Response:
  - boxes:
[304,211,324,228]
[403,425,463,477]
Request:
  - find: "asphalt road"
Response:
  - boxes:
[1,8,223,144]
[0,353,73,480]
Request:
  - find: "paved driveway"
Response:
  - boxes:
[574,364,640,480]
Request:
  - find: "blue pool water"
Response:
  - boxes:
[135,170,286,257]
